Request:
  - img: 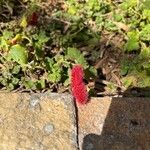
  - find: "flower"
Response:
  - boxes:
[28,12,38,26]
[71,65,88,104]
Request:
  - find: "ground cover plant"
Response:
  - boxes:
[0,0,150,96]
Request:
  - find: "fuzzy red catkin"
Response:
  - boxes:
[71,65,88,104]
[28,12,38,26]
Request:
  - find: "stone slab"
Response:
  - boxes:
[0,92,77,150]
[78,97,150,150]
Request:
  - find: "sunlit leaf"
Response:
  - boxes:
[8,44,28,65]
[20,15,28,28]
[124,31,140,51]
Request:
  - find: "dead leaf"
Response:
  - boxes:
[113,21,130,32]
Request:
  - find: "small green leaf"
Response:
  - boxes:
[12,65,21,74]
[63,78,70,87]
[48,72,61,83]
[0,38,9,51]
[124,31,140,51]
[121,76,136,88]
[20,16,28,28]
[68,6,77,15]
[107,82,116,93]
[45,57,54,71]
[24,80,36,90]
[48,64,62,83]
[12,78,19,85]
[140,24,150,41]
[85,66,97,80]
[8,44,28,65]
[142,9,150,21]
[67,47,88,68]
[139,47,150,59]
[36,79,45,89]
[34,31,50,46]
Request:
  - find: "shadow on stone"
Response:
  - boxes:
[82,97,150,150]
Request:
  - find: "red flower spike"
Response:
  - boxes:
[71,65,88,104]
[28,12,38,26]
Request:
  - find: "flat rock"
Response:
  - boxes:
[78,97,150,150]
[0,92,77,150]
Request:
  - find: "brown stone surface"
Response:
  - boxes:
[78,97,150,150]
[0,92,150,150]
[0,92,77,150]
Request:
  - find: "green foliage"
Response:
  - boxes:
[8,44,28,65]
[124,31,140,52]
[0,0,150,92]
[66,47,88,68]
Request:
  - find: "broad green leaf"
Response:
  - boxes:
[143,0,150,9]
[8,44,28,65]
[2,30,13,40]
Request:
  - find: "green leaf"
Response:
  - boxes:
[8,83,15,91]
[143,0,150,9]
[63,78,70,87]
[34,31,50,59]
[24,80,36,90]
[68,6,77,15]
[140,24,150,41]
[34,31,50,46]
[85,66,97,80]
[20,15,27,28]
[121,65,129,76]
[124,31,140,51]
[12,65,21,74]
[120,0,137,9]
[12,77,19,85]
[107,82,116,93]
[0,38,9,51]
[8,44,28,65]
[67,47,88,68]
[2,30,13,40]
[139,47,150,59]
[48,63,62,83]
[36,79,45,89]
[48,72,61,83]
[142,9,150,21]
[45,57,54,71]
[121,76,136,88]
